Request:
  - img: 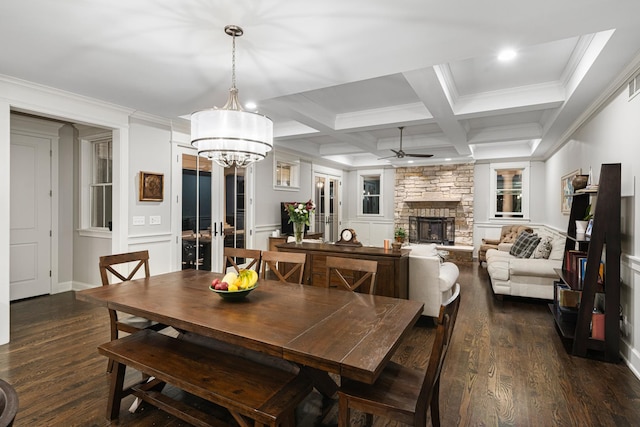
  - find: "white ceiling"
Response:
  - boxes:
[2,0,640,168]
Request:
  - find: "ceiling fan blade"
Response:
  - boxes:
[377,154,397,160]
[406,153,434,158]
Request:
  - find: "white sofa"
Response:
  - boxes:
[406,244,459,317]
[485,228,565,300]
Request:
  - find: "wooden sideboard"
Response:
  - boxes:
[276,242,410,299]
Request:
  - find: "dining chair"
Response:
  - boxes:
[325,256,378,294]
[260,251,307,284]
[337,282,461,427]
[0,379,18,427]
[99,250,167,373]
[223,247,262,274]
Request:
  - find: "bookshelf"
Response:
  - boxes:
[550,163,621,362]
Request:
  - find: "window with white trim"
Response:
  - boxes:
[273,152,300,190]
[358,170,382,215]
[490,162,529,219]
[80,134,112,230]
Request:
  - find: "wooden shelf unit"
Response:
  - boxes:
[550,163,621,362]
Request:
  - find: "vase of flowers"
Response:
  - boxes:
[284,200,316,244]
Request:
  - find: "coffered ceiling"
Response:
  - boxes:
[2,1,640,168]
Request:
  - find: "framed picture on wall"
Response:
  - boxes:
[139,171,164,201]
[560,169,580,214]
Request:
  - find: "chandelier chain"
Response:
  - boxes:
[231,31,236,89]
[191,24,273,168]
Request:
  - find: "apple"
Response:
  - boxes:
[211,278,221,287]
[218,282,229,291]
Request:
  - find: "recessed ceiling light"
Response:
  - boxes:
[408,160,414,164]
[498,49,517,62]
[445,158,452,161]
[245,101,257,110]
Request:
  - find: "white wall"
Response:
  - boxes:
[343,167,395,246]
[56,124,75,289]
[547,81,640,376]
[127,117,173,274]
[0,100,10,343]
[253,151,316,250]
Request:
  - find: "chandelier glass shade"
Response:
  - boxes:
[191,25,273,168]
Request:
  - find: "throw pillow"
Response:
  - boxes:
[520,235,541,258]
[509,231,539,258]
[549,237,566,260]
[532,236,553,259]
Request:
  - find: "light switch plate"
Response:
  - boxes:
[132,216,145,226]
[149,215,161,225]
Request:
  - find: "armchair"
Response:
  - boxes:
[478,225,533,264]
[407,244,459,318]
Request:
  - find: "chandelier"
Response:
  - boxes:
[191,25,273,168]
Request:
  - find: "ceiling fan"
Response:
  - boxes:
[379,127,433,160]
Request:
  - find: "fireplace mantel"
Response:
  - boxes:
[405,197,461,204]
[404,193,461,203]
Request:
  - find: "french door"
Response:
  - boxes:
[313,173,340,242]
[176,147,254,273]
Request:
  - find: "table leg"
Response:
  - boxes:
[300,366,338,398]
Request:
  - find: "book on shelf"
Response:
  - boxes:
[578,257,588,286]
[565,250,587,273]
[598,261,605,287]
[558,283,581,308]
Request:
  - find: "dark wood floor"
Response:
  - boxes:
[1,263,640,426]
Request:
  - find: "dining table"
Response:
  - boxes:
[76,269,424,394]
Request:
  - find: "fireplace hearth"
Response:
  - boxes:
[409,216,455,245]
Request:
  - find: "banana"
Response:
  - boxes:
[237,269,258,289]
[248,270,258,287]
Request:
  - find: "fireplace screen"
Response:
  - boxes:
[409,216,455,245]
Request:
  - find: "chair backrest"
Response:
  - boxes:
[0,379,18,427]
[99,250,150,286]
[417,282,461,409]
[224,247,262,274]
[325,256,378,294]
[260,251,306,284]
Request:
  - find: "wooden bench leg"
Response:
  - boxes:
[106,361,126,420]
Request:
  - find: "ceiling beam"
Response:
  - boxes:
[403,68,472,156]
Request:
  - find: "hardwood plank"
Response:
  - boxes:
[1,263,640,426]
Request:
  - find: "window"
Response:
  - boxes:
[273,152,300,190]
[358,170,382,215]
[80,134,112,231]
[490,162,529,219]
[91,138,112,228]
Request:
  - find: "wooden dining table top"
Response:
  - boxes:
[76,269,424,384]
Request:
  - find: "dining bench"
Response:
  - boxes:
[98,329,313,427]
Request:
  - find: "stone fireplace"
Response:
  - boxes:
[395,164,474,246]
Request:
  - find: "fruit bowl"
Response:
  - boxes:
[209,284,258,301]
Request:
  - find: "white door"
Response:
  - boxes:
[10,134,51,300]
